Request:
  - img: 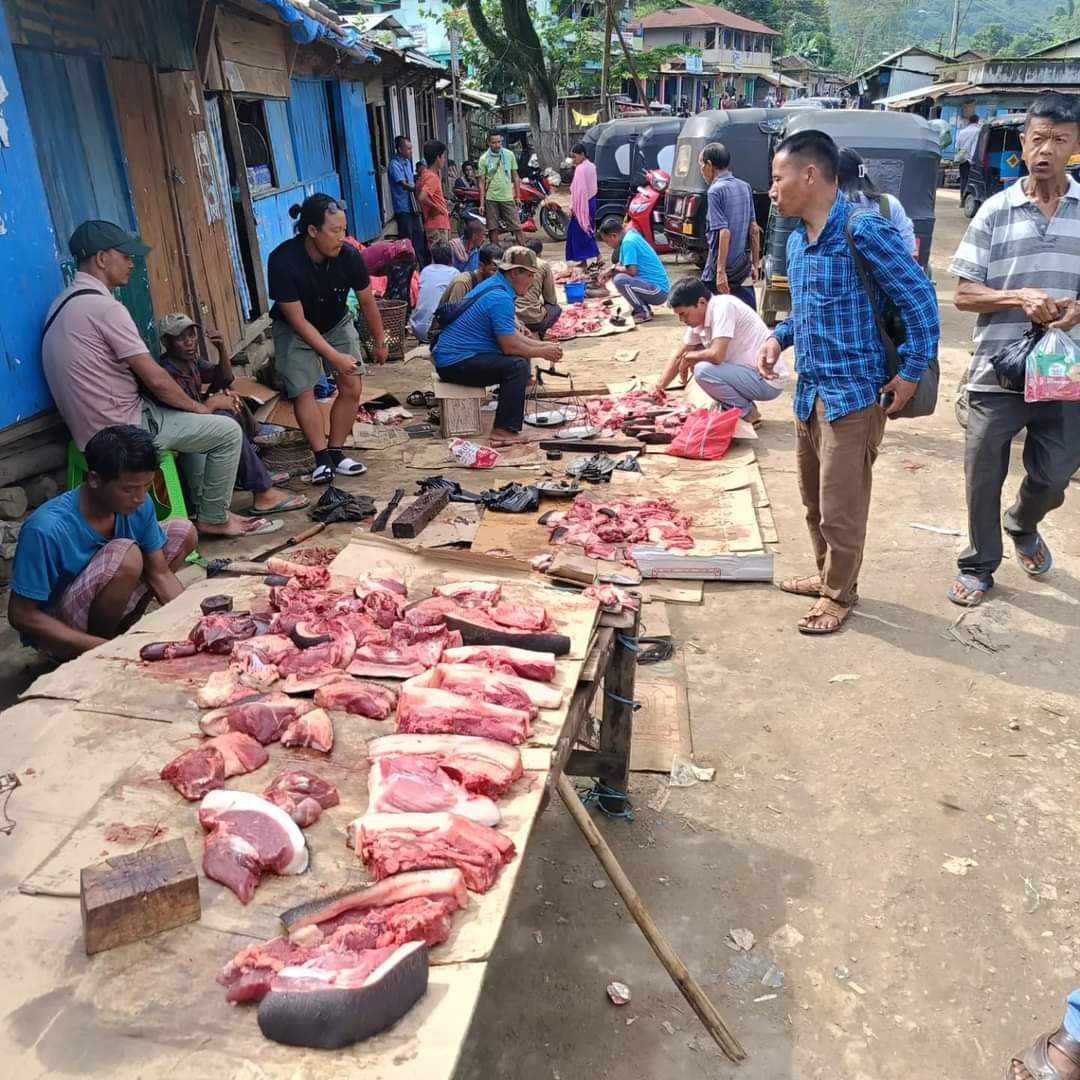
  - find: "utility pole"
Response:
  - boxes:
[600,0,613,120]
[947,0,961,58]
[449,25,466,164]
[606,0,646,107]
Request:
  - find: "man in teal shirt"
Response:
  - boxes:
[478,130,525,246]
[598,217,671,324]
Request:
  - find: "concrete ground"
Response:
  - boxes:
[1,190,1076,1078]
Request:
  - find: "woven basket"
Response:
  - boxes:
[357,299,408,362]
[262,440,315,475]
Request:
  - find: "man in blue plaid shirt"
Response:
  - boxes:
[757,130,939,634]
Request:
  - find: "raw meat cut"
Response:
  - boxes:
[487,601,551,632]
[196,669,260,710]
[432,581,501,606]
[140,640,198,661]
[189,613,261,654]
[352,811,515,893]
[547,297,611,341]
[313,679,397,719]
[583,386,691,437]
[265,558,330,589]
[280,707,334,753]
[256,941,428,1049]
[354,570,407,596]
[345,632,447,679]
[441,645,557,682]
[275,625,356,677]
[367,755,500,825]
[219,936,316,1004]
[396,679,531,744]
[199,693,312,744]
[280,869,469,934]
[403,595,464,627]
[431,662,563,711]
[199,789,308,903]
[203,732,270,777]
[582,583,639,611]
[545,494,693,562]
[368,734,523,798]
[353,580,406,628]
[160,745,225,800]
[281,669,342,694]
[231,634,297,666]
[264,769,339,827]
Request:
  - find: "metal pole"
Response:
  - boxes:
[600,0,613,120]
[948,0,962,58]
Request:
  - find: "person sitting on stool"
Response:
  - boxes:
[432,247,563,443]
[517,239,562,338]
[657,278,786,427]
[8,425,197,661]
[597,217,671,324]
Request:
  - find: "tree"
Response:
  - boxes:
[968,22,1014,55]
[1006,26,1055,53]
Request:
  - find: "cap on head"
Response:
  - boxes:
[156,313,197,339]
[69,220,151,261]
[498,246,538,273]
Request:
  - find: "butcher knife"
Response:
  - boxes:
[371,488,405,534]
[197,522,327,578]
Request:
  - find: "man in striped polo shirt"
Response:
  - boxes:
[950,93,1080,606]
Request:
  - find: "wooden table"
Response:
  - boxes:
[0,540,637,1078]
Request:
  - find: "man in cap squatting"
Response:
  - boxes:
[41,220,279,538]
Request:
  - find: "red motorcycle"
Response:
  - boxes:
[451,173,568,242]
[627,168,672,254]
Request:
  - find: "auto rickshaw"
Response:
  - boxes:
[961,114,1026,218]
[585,117,683,226]
[761,109,942,325]
[662,108,791,267]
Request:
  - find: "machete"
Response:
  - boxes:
[370,488,405,534]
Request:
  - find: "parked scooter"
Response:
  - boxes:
[626,167,671,254]
[450,170,568,242]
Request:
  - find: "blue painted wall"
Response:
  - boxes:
[332,79,381,243]
[0,17,66,427]
[253,172,342,285]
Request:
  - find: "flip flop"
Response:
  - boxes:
[948,571,993,607]
[1012,532,1053,576]
[247,493,310,516]
[1005,1024,1080,1080]
[244,517,283,536]
[406,390,428,407]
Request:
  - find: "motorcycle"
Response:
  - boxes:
[626,167,671,254]
[450,169,568,243]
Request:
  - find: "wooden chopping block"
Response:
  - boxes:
[547,552,598,585]
[391,487,450,539]
[80,838,200,955]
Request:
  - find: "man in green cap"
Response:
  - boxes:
[42,220,279,538]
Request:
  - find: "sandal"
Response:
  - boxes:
[1012,532,1053,577]
[406,390,428,407]
[334,457,367,477]
[948,571,992,607]
[1006,1024,1080,1080]
[247,493,310,516]
[797,597,852,635]
[779,574,822,597]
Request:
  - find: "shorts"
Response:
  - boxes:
[271,313,365,398]
[426,227,451,245]
[485,200,520,234]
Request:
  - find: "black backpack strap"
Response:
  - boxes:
[42,288,99,340]
[843,209,895,352]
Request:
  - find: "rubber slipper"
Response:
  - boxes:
[247,493,310,516]
[406,390,428,407]
[1012,533,1053,576]
[310,464,334,485]
[334,457,367,476]
[948,572,993,607]
[243,518,283,536]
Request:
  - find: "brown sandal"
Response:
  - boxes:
[779,574,822,597]
[797,597,852,635]
[1006,1025,1080,1080]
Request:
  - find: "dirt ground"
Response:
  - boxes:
[2,189,1076,1079]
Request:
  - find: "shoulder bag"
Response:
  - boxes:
[844,209,939,420]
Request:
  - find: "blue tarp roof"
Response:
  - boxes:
[254,0,379,61]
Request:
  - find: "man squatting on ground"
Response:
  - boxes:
[8,426,196,660]
[658,277,786,426]
[757,129,940,634]
[949,92,1080,607]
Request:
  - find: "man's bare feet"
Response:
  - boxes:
[490,428,527,446]
[745,404,763,428]
[197,512,280,538]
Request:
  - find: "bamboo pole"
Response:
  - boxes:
[600,0,613,121]
[556,774,747,1063]
[604,0,647,108]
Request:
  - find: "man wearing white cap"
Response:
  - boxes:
[432,246,563,441]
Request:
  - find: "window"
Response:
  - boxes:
[722,29,731,48]
[683,31,692,46]
[235,99,277,193]
[705,27,716,49]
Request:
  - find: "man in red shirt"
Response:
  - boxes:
[418,140,451,250]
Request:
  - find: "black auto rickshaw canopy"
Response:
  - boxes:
[586,117,684,222]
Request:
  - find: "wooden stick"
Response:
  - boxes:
[556,774,747,1063]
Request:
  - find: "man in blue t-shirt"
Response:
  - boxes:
[9,425,196,660]
[598,217,671,324]
[388,135,426,265]
[432,247,563,440]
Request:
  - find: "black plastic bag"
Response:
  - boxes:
[480,483,540,513]
[567,453,617,483]
[991,326,1044,392]
[310,484,376,523]
[416,475,483,503]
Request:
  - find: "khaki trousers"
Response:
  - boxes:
[795,398,886,605]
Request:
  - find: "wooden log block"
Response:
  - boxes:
[80,838,200,955]
[391,487,450,539]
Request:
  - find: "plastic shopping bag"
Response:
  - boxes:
[1025,328,1080,402]
[448,438,500,468]
[990,326,1042,392]
[666,406,741,461]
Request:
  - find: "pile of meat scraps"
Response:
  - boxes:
[547,298,613,340]
[583,387,691,438]
[544,494,693,563]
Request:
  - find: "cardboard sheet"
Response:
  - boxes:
[629,674,692,773]
[403,442,547,470]
[386,499,483,549]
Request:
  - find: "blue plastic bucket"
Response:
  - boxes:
[565,281,586,304]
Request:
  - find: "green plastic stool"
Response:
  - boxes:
[67,442,189,523]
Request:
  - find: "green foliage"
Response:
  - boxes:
[968,22,1014,54]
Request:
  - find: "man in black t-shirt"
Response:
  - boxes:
[268,194,388,483]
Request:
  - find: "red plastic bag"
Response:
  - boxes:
[666,406,740,460]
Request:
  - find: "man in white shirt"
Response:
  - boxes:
[656,277,786,426]
[409,241,458,343]
[954,114,982,197]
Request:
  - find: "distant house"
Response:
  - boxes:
[1024,35,1080,60]
[775,53,846,99]
[846,45,946,106]
[627,0,780,110]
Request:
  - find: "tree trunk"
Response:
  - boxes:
[527,74,561,169]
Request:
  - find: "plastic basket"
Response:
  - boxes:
[357,298,408,362]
